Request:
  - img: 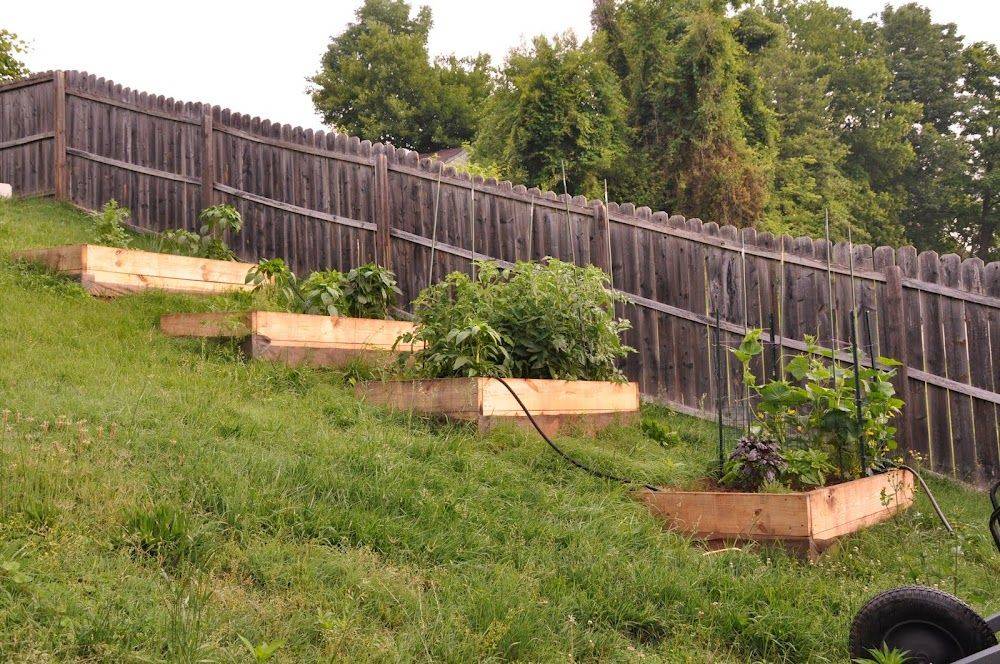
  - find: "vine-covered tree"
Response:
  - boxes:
[589,0,776,225]
[471,34,629,198]
[310,0,491,153]
[0,29,29,83]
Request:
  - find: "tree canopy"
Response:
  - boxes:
[310,0,997,258]
[0,30,29,83]
[310,0,491,153]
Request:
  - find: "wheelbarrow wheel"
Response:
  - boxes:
[850,585,997,663]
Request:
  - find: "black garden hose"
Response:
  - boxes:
[492,376,659,492]
[895,463,955,535]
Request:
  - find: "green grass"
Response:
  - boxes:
[0,197,997,662]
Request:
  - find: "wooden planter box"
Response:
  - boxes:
[637,469,914,557]
[355,377,640,435]
[160,310,420,368]
[12,244,257,296]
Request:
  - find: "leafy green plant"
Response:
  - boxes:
[121,503,212,570]
[300,269,347,316]
[245,260,400,321]
[246,258,300,308]
[156,228,201,257]
[342,263,401,319]
[0,559,32,586]
[732,329,904,479]
[197,204,243,260]
[853,644,911,664]
[401,259,633,381]
[641,419,680,448]
[720,434,786,492]
[154,204,243,260]
[90,199,132,247]
[781,448,836,490]
[238,635,284,663]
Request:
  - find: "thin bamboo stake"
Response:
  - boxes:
[561,160,577,265]
[426,162,444,287]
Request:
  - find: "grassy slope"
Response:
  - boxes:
[0,197,996,663]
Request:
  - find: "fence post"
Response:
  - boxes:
[201,110,214,210]
[53,71,67,201]
[883,265,913,455]
[373,152,392,270]
[592,200,612,279]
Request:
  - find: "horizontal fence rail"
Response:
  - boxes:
[2,70,998,484]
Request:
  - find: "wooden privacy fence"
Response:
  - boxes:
[2,70,999,484]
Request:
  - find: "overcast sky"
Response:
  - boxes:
[8,1,999,132]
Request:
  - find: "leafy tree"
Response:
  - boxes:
[472,33,630,198]
[662,6,776,226]
[961,42,1000,261]
[881,3,966,132]
[310,0,491,153]
[752,1,917,245]
[0,29,29,83]
[590,0,776,225]
[877,4,974,253]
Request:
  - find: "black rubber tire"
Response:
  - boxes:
[850,585,997,663]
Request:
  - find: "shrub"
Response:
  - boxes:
[90,199,131,247]
[401,259,633,381]
[720,434,786,492]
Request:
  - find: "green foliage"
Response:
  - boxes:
[721,434,786,492]
[246,258,300,309]
[246,259,399,320]
[90,200,132,248]
[733,329,904,480]
[310,0,492,153]
[156,228,201,257]
[401,259,633,381]
[780,448,835,490]
[961,42,1000,261]
[472,33,630,198]
[641,419,681,448]
[197,204,243,260]
[299,269,346,316]
[0,29,29,82]
[154,204,243,260]
[121,503,212,571]
[341,263,401,319]
[853,644,911,664]
[238,635,284,663]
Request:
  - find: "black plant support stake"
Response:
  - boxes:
[768,312,778,381]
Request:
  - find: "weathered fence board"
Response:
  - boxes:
[2,70,998,483]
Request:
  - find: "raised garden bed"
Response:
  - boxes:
[355,377,640,435]
[160,311,421,367]
[12,244,257,296]
[637,469,914,558]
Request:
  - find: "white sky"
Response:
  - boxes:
[8,1,999,132]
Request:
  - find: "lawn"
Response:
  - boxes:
[0,197,996,662]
